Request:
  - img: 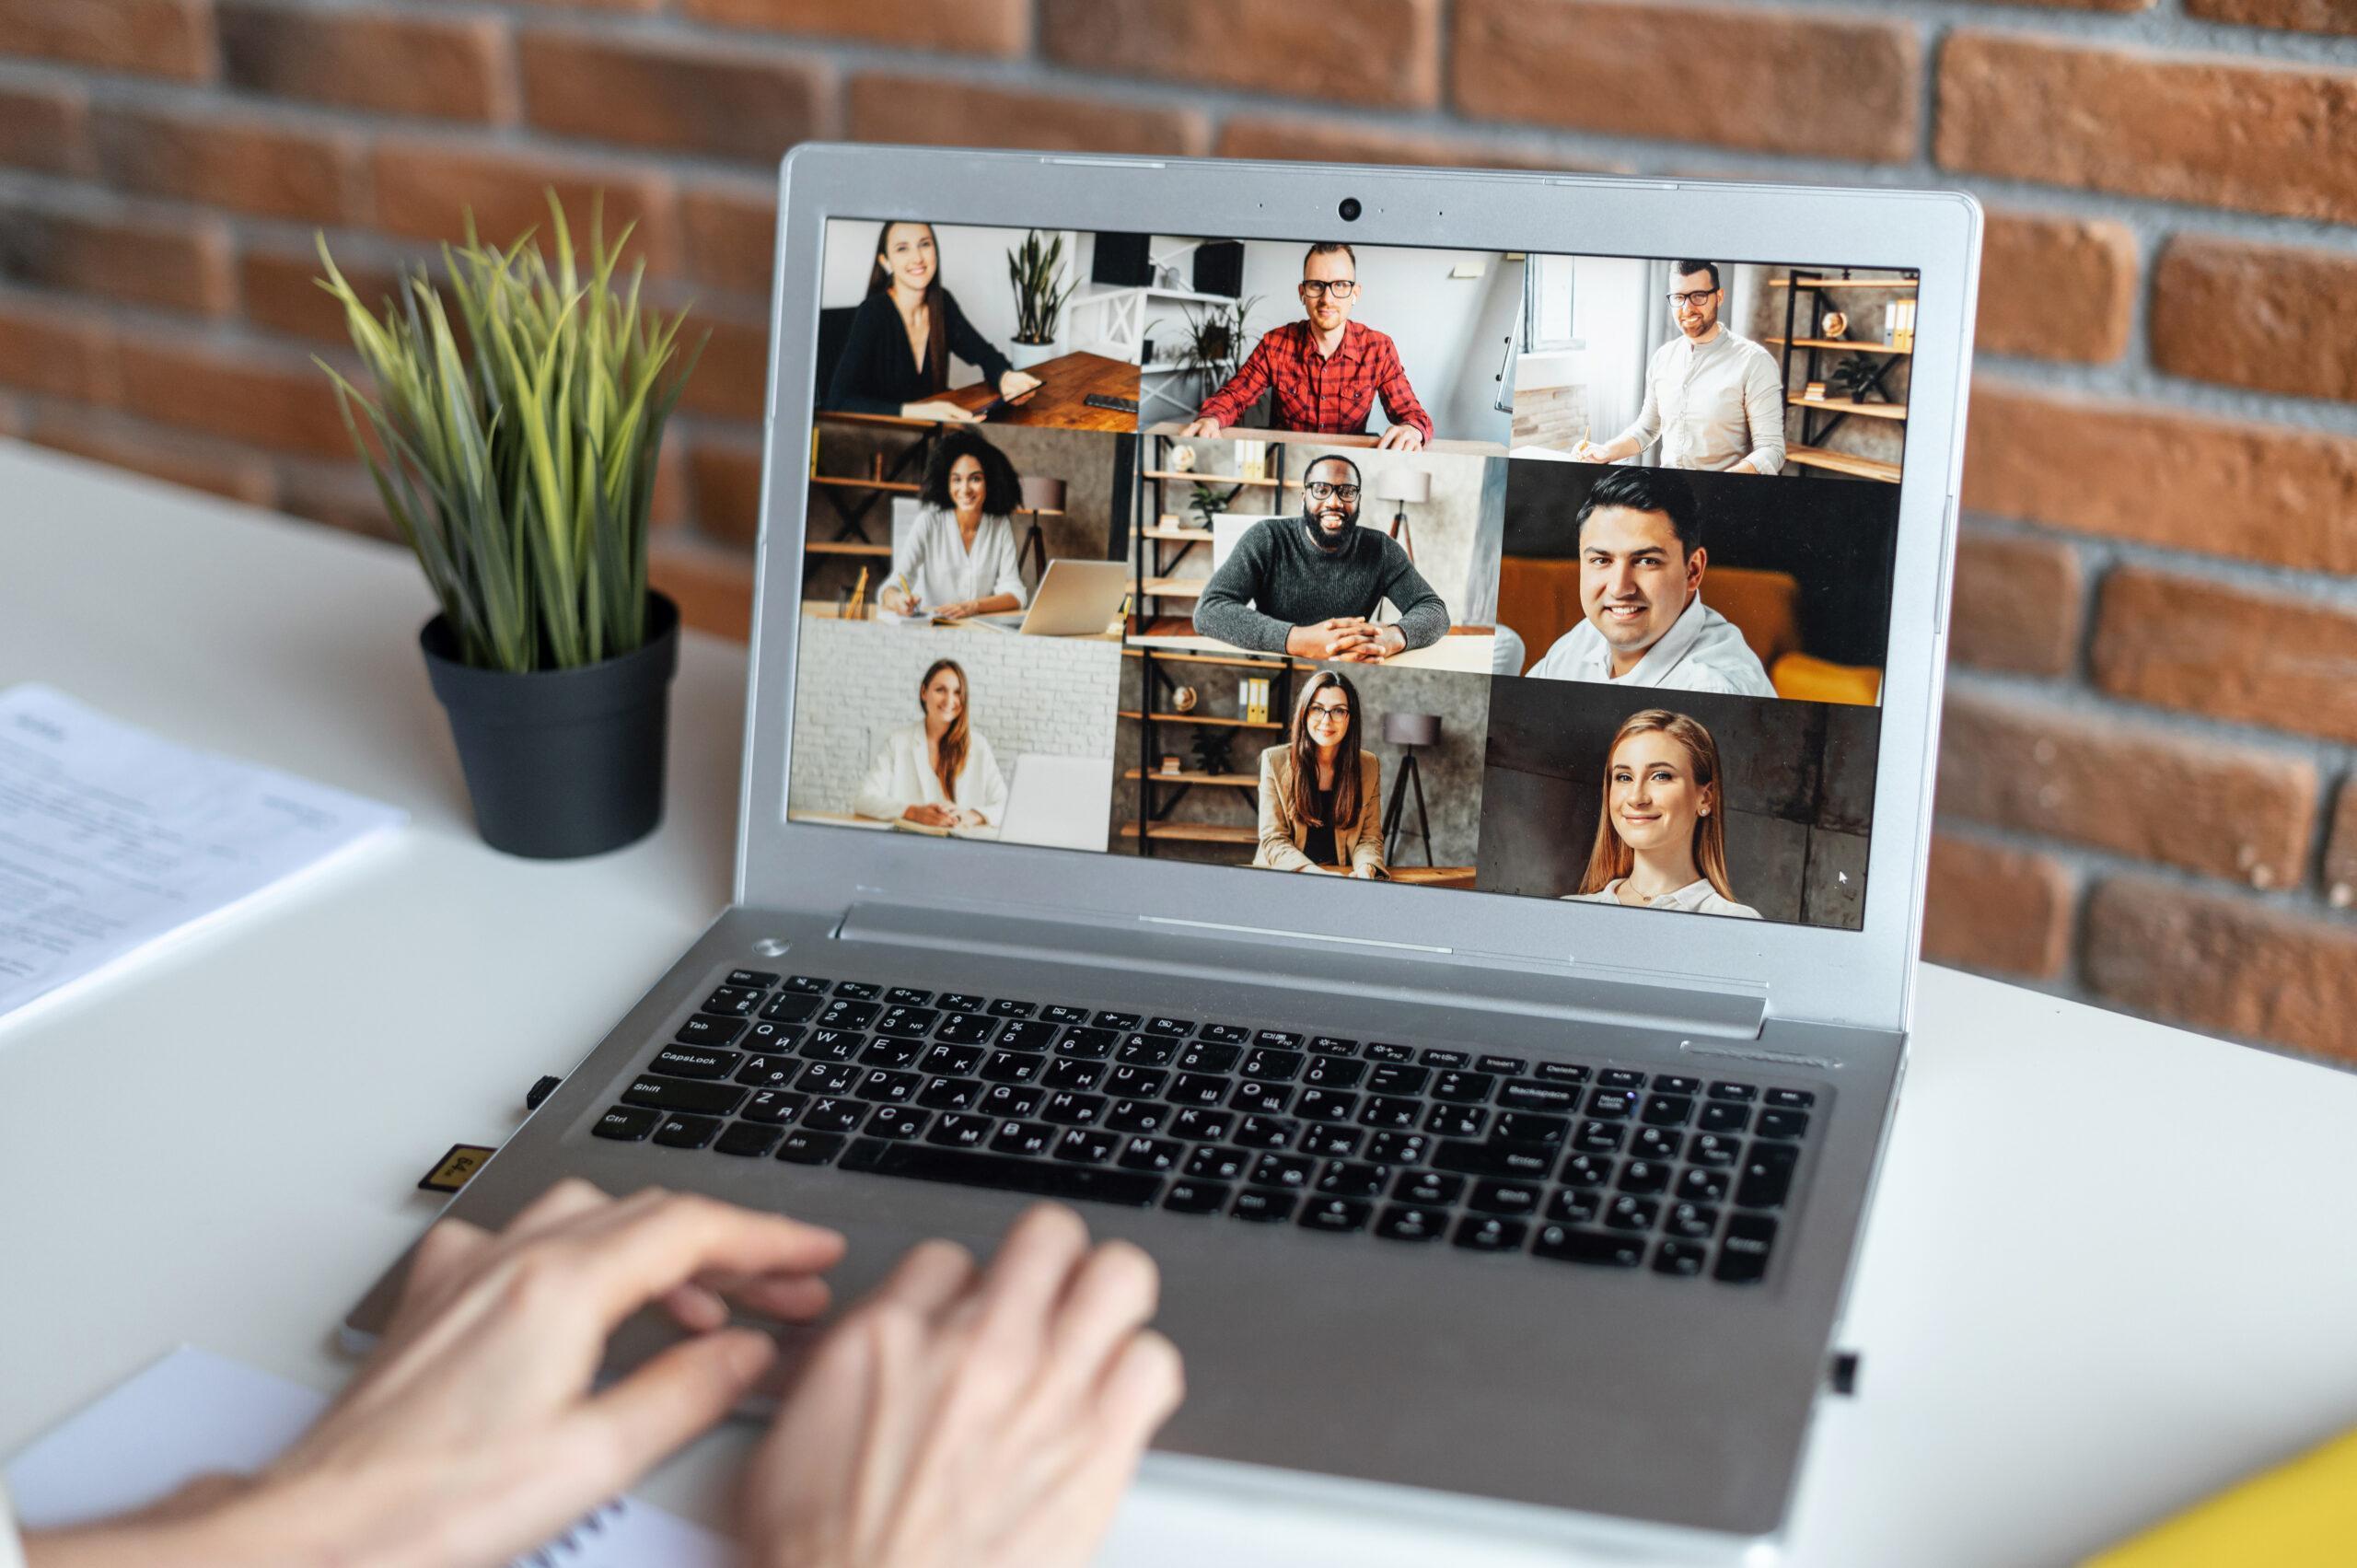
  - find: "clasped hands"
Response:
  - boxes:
[25,1184,1181,1568]
[1287,617,1406,663]
[902,802,985,829]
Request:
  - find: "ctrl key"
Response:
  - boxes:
[1532,1224,1643,1269]
[593,1105,657,1141]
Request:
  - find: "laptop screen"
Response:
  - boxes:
[785,220,1913,933]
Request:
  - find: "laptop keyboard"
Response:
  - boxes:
[591,970,1817,1285]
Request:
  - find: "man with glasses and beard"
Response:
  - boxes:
[1179,243,1434,450]
[1574,261,1786,476]
[1192,455,1449,662]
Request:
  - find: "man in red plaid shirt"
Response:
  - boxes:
[1180,243,1433,451]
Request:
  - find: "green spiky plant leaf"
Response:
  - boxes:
[314,192,703,674]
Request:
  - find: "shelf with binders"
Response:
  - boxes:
[1771,268,1916,485]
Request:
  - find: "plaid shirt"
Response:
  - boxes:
[1196,319,1434,441]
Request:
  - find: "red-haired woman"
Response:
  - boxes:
[1252,670,1387,877]
[853,657,1007,829]
[1564,709,1759,918]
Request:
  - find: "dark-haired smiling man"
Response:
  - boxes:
[1575,261,1785,475]
[1193,455,1448,663]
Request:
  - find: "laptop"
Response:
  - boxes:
[350,145,1979,1554]
[997,753,1116,851]
[967,557,1131,636]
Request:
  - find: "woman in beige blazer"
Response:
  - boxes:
[1254,669,1387,877]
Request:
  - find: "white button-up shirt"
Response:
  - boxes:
[1525,595,1777,697]
[892,506,1028,611]
[1614,327,1787,475]
[1562,878,1762,919]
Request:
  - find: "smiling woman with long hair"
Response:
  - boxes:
[1253,670,1387,877]
[821,220,1041,422]
[879,430,1029,622]
[1564,709,1759,918]
[851,656,1008,830]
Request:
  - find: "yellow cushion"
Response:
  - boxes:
[1771,651,1882,706]
[2084,1424,2357,1567]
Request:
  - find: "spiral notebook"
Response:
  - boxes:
[4,1347,727,1566]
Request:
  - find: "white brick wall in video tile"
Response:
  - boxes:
[787,619,1122,816]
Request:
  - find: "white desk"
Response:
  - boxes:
[5,439,2356,1565]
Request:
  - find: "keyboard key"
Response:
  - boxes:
[858,1038,924,1070]
[1689,1132,1744,1167]
[1715,1214,1778,1283]
[1618,1159,1671,1195]
[798,1028,865,1063]
[991,1121,1056,1158]
[735,1056,799,1090]
[593,1106,656,1141]
[1307,1036,1359,1056]
[1316,1160,1387,1199]
[1641,1095,1695,1128]
[1573,1120,1626,1154]
[1499,1081,1581,1114]
[1477,1054,1529,1075]
[919,1043,985,1077]
[1676,1167,1731,1203]
[1054,1129,1120,1164]
[1163,1179,1229,1214]
[1174,1041,1241,1074]
[1301,1055,1365,1089]
[714,1121,783,1157]
[1375,1204,1447,1242]
[980,1051,1042,1085]
[1559,1153,1614,1188]
[1094,1011,1143,1030]
[941,992,987,1012]
[1295,1088,1360,1122]
[1534,1225,1643,1269]
[1708,1081,1758,1102]
[911,1080,980,1116]
[1057,1028,1118,1060]
[1495,1112,1571,1145]
[1665,1202,1718,1239]
[1254,1029,1304,1050]
[1229,1190,1296,1223]
[1420,1049,1470,1069]
[1038,1004,1088,1025]
[874,1006,939,1039]
[1468,1179,1544,1217]
[1364,1041,1414,1063]
[926,1114,993,1149]
[1229,1079,1293,1114]
[1117,1136,1183,1173]
[784,975,831,994]
[1586,1089,1637,1120]
[1116,1034,1178,1067]
[775,1130,846,1165]
[1366,1063,1429,1096]
[702,986,764,1017]
[1146,1016,1195,1037]
[800,1097,863,1132]
[1655,1239,1709,1277]
[840,1139,1163,1207]
[1432,1071,1496,1104]
[1248,1153,1317,1191]
[1200,1023,1251,1045]
[865,1105,930,1141]
[1598,1069,1646,1089]
[1185,1146,1248,1182]
[833,981,881,1000]
[1234,1115,1298,1150]
[1655,1074,1702,1095]
[1423,1104,1487,1139]
[1392,1170,1465,1206]
[1699,1102,1750,1133]
[654,1113,721,1148]
[980,1084,1044,1119]
[1534,1063,1592,1086]
[1434,1139,1557,1179]
[1040,1057,1107,1092]
[935,1014,997,1046]
[1299,1197,1370,1233]
[1604,1194,1660,1231]
[624,1076,745,1117]
[761,993,820,1022]
[1167,1108,1233,1142]
[737,1019,805,1055]
[1240,1048,1305,1081]
[652,1046,741,1080]
[1547,1188,1600,1225]
[1766,1088,1817,1109]
[854,1069,921,1104]
[818,1000,880,1029]
[1359,1096,1422,1131]
[1364,1131,1429,1166]
[1758,1109,1810,1140]
[1736,1144,1799,1209]
[1167,1072,1228,1107]
[1042,1092,1107,1127]
[674,1015,747,1049]
[741,1089,807,1125]
[987,998,1037,1017]
[1453,1214,1527,1252]
[1103,1098,1167,1134]
[884,986,932,1005]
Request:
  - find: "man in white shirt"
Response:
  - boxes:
[1525,467,1776,696]
[1576,261,1786,476]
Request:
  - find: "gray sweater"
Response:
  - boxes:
[1192,517,1451,655]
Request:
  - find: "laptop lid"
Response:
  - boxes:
[1000,753,1118,851]
[1017,559,1130,636]
[738,146,1978,1040]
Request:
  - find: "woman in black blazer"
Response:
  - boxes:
[823,221,1042,422]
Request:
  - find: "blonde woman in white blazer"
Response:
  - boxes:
[853,657,1009,827]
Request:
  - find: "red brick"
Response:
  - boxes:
[0,0,210,80]
[0,203,234,317]
[241,245,412,346]
[681,182,776,297]
[688,434,762,550]
[0,81,88,177]
[847,75,1207,157]
[1947,528,2084,678]
[25,403,277,505]
[90,106,353,225]
[1937,689,2319,889]
[677,307,772,424]
[0,294,117,402]
[2083,877,2357,1063]
[681,0,1026,56]
[519,31,826,162]
[1979,211,2136,365]
[2152,237,2357,405]
[649,538,755,640]
[2186,0,2357,34]
[1214,114,1616,172]
[368,141,679,275]
[650,437,690,532]
[1454,0,1918,163]
[1961,380,2357,575]
[1937,32,2357,224]
[1922,832,2077,979]
[116,335,355,459]
[1050,0,1440,110]
[218,4,511,122]
[2326,782,2357,912]
[2090,568,2357,746]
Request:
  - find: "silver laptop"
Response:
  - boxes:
[969,556,1130,635]
[352,145,1979,1554]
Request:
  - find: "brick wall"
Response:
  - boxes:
[1,0,2350,1063]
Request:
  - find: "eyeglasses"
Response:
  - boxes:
[1298,280,1359,299]
[1307,703,1352,720]
[1666,287,1720,308]
[1303,481,1361,503]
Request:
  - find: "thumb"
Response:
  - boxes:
[573,1329,777,1490]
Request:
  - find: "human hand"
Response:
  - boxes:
[999,370,1042,403]
[1328,621,1404,663]
[1285,618,1382,662]
[903,804,958,828]
[1375,425,1424,452]
[1178,417,1222,438]
[740,1204,1183,1568]
[932,599,974,621]
[26,1182,847,1568]
[905,401,981,424]
[880,586,916,616]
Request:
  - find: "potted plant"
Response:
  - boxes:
[1157,295,1260,412]
[314,195,702,859]
[1004,227,1076,370]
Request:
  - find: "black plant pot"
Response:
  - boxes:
[420,593,680,860]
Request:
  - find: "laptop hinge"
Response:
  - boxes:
[831,896,1768,1040]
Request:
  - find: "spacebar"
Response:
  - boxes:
[838,1139,1165,1207]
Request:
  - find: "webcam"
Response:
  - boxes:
[1338,197,1362,223]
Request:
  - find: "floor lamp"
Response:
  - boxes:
[1380,712,1439,866]
[1372,468,1430,562]
[1016,475,1066,583]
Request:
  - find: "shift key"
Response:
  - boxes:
[621,1075,745,1116]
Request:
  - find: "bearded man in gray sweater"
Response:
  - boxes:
[1191,455,1451,663]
